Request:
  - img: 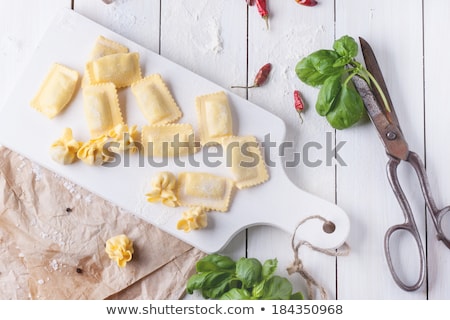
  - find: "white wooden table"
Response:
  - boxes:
[1,0,449,300]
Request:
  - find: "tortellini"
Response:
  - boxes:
[145,171,178,207]
[76,134,109,166]
[49,128,82,165]
[176,207,208,232]
[108,123,140,153]
[105,234,134,268]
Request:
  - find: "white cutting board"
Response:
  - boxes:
[0,9,349,253]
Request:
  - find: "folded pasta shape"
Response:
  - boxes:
[176,172,234,212]
[83,36,129,87]
[49,128,82,165]
[86,52,141,88]
[196,91,233,145]
[76,134,109,166]
[89,35,129,60]
[83,83,123,137]
[105,234,134,268]
[30,63,79,119]
[131,74,182,125]
[108,123,140,153]
[222,135,269,189]
[145,171,178,207]
[141,124,198,157]
[176,207,208,232]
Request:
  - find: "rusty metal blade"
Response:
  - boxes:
[359,37,400,127]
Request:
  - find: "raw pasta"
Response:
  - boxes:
[83,83,123,138]
[86,52,141,88]
[176,207,208,232]
[49,128,82,165]
[131,74,182,125]
[222,135,269,189]
[82,36,129,87]
[176,172,234,212]
[89,35,129,60]
[141,124,197,157]
[196,91,233,145]
[145,171,179,207]
[30,63,79,119]
[76,134,109,166]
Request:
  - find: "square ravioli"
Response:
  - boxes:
[131,74,182,125]
[82,36,130,88]
[141,123,198,157]
[222,135,269,189]
[83,83,123,137]
[176,172,234,212]
[196,91,233,145]
[89,35,129,60]
[86,52,141,88]
[30,63,79,119]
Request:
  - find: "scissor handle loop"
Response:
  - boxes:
[407,152,450,248]
[384,223,425,291]
[386,156,426,291]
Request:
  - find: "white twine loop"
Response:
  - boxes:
[287,215,350,300]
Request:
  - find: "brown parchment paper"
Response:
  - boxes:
[0,147,205,299]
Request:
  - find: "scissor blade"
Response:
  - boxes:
[353,38,409,161]
[359,37,400,126]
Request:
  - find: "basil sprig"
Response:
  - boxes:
[186,254,303,300]
[295,35,390,129]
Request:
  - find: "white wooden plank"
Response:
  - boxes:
[159,0,248,257]
[246,1,339,299]
[424,0,450,300]
[0,0,72,109]
[73,0,160,52]
[336,0,426,299]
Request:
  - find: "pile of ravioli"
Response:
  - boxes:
[30,36,269,233]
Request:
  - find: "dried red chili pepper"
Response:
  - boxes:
[246,0,255,6]
[295,0,318,6]
[294,90,305,123]
[231,63,272,89]
[256,0,269,29]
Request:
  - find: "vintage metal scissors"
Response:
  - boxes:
[352,37,450,291]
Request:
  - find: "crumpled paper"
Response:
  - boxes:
[0,147,205,299]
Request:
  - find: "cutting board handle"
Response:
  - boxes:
[237,166,350,251]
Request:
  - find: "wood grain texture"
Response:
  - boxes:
[1,0,449,299]
[335,0,426,299]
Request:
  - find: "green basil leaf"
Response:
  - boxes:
[187,271,233,296]
[295,50,343,87]
[196,254,236,272]
[202,277,235,299]
[186,273,208,294]
[262,276,293,300]
[290,292,305,300]
[235,258,262,288]
[262,258,278,279]
[316,74,342,116]
[326,83,365,129]
[252,280,265,298]
[333,56,352,68]
[220,288,252,300]
[333,35,358,58]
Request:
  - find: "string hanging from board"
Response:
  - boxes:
[287,215,351,300]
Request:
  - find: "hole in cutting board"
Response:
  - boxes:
[322,221,336,234]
